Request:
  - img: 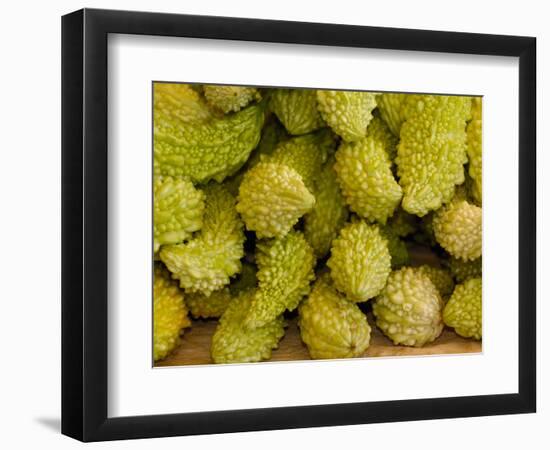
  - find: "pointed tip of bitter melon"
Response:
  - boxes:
[317,90,378,142]
[203,85,262,113]
[237,162,315,239]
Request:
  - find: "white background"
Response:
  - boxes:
[0,0,546,449]
[109,35,518,417]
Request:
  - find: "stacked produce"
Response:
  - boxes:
[152,83,483,363]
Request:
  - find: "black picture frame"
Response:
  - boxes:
[61,8,536,442]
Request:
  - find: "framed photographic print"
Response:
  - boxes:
[61,8,536,442]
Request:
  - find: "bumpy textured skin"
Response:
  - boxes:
[367,114,399,161]
[270,89,324,135]
[395,95,471,216]
[186,287,232,319]
[154,90,264,183]
[266,130,335,191]
[327,220,391,302]
[447,257,482,283]
[334,133,402,224]
[415,265,455,297]
[373,267,444,347]
[153,83,214,125]
[304,157,349,258]
[237,162,315,239]
[153,177,205,253]
[229,262,257,295]
[467,97,482,205]
[298,275,371,359]
[378,225,409,268]
[211,289,286,364]
[153,266,191,361]
[160,185,244,295]
[244,231,315,329]
[433,199,482,261]
[317,90,378,142]
[443,277,482,340]
[203,85,261,113]
[376,93,409,136]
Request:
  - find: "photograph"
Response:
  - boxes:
[152,83,483,367]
